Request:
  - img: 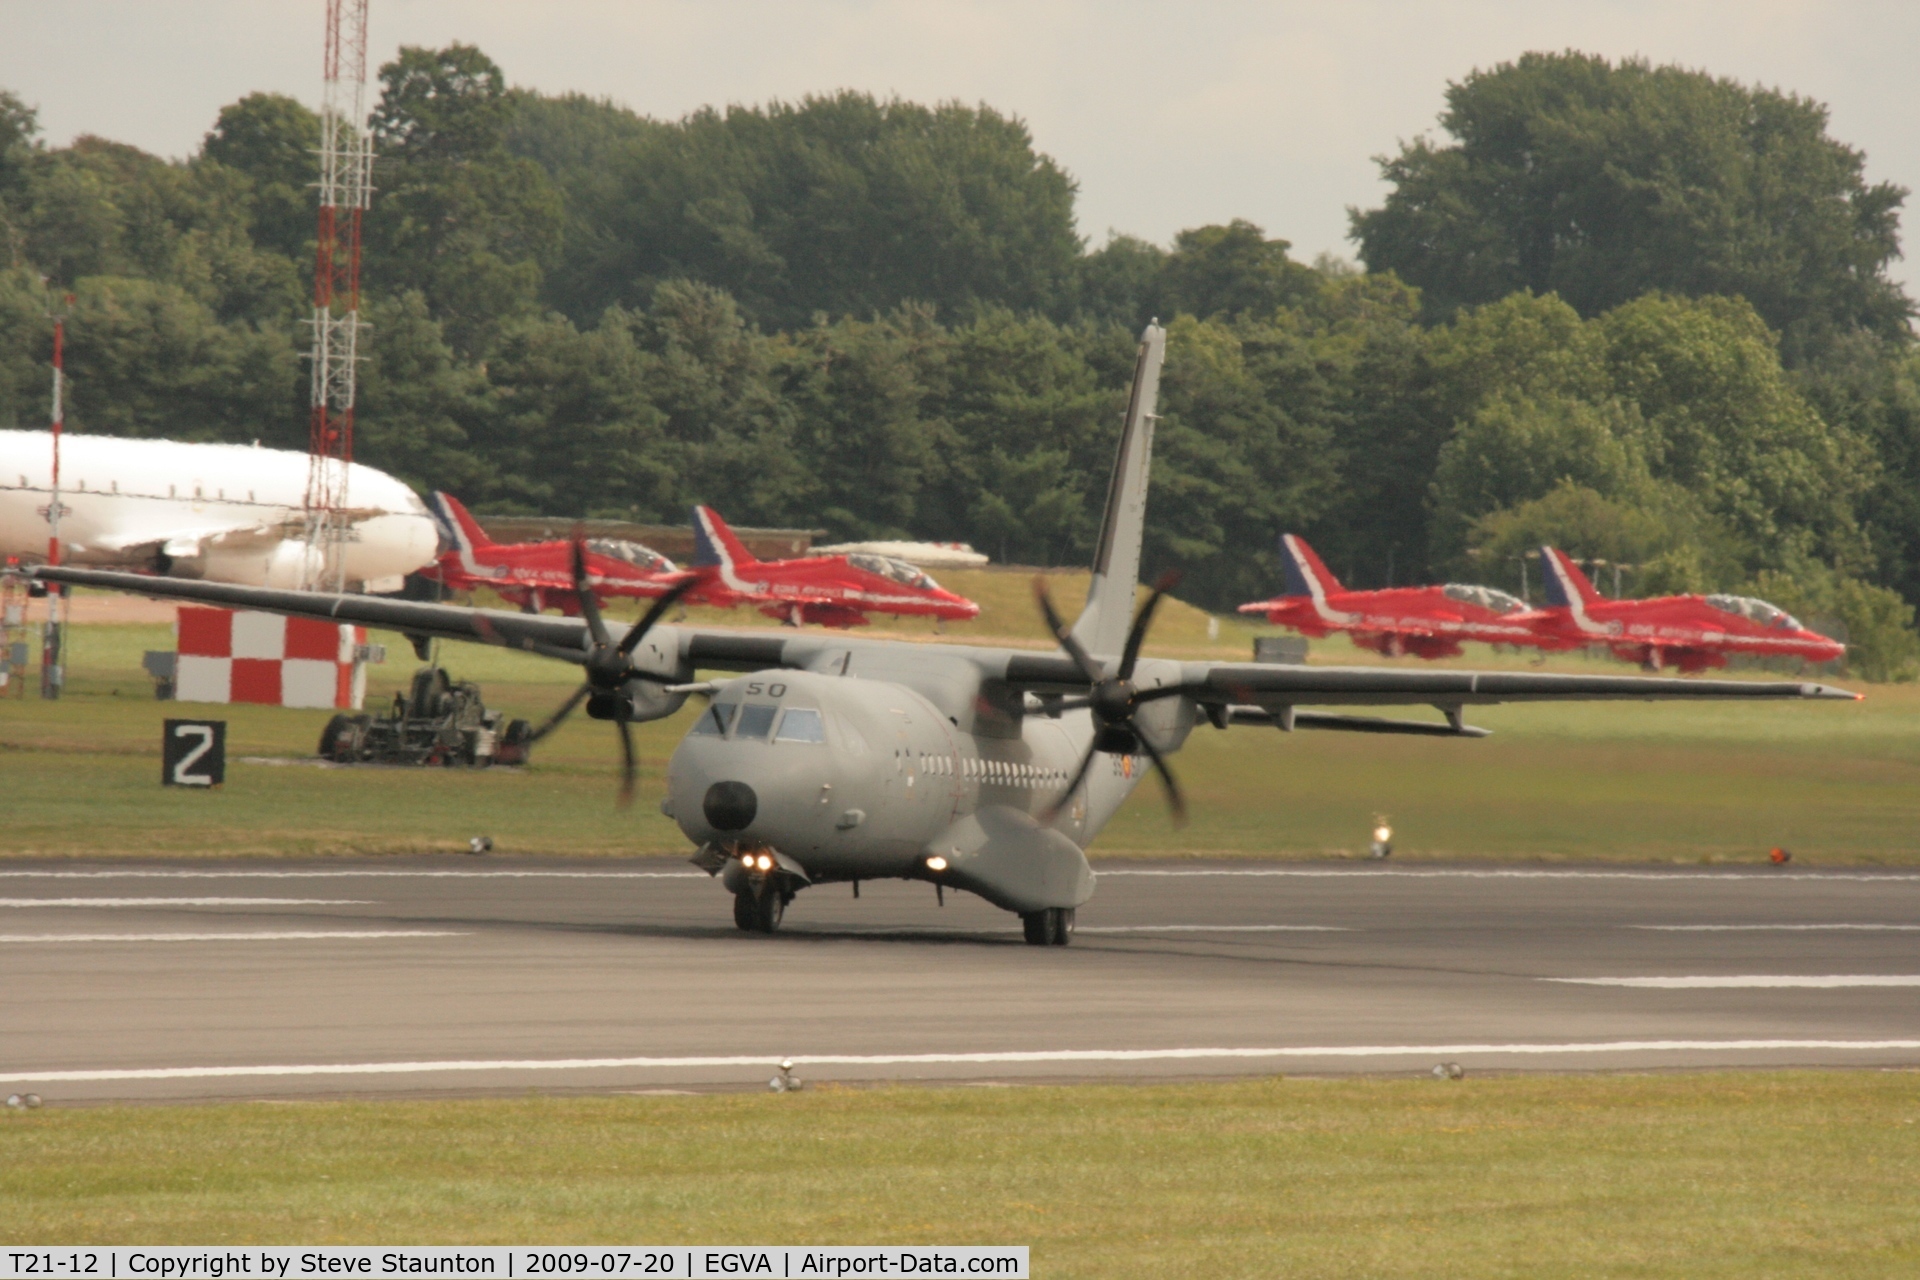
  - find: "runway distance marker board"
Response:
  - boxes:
[161,719,225,788]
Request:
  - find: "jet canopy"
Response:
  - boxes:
[1442,583,1529,614]
[847,552,940,591]
[584,538,676,573]
[1705,594,1803,631]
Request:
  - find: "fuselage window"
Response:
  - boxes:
[693,702,738,737]
[735,703,779,740]
[773,708,827,744]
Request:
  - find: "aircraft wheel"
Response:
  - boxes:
[754,889,785,933]
[733,892,757,932]
[318,714,351,760]
[1022,908,1072,946]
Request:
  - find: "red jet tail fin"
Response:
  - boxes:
[1278,534,1345,598]
[690,505,760,570]
[1539,546,1605,609]
[430,492,496,552]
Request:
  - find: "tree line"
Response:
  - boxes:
[2,48,1918,676]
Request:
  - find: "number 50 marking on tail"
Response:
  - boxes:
[162,719,226,788]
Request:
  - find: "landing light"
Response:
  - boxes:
[756,853,774,871]
[925,855,949,873]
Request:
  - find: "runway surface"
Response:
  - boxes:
[2,856,1917,1102]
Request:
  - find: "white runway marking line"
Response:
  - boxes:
[0,930,467,944]
[1630,924,1920,931]
[1550,975,1920,988]
[1076,925,1348,933]
[1098,869,1920,883]
[0,870,705,879]
[0,898,372,908]
[9,1039,1920,1084]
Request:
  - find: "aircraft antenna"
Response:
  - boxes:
[303,0,373,591]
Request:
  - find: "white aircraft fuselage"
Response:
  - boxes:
[0,430,438,590]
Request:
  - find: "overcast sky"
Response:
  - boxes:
[4,1,1918,295]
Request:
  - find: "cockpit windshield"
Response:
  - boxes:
[585,538,675,573]
[847,553,938,591]
[1705,594,1802,630]
[1442,583,1529,614]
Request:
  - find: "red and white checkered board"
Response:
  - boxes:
[174,607,367,710]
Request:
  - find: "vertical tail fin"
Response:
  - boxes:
[1539,546,1604,610]
[1278,534,1344,598]
[690,505,760,570]
[430,492,495,553]
[1071,322,1166,657]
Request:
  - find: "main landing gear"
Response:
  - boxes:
[1021,907,1075,946]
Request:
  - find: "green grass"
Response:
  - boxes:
[2,605,1914,862]
[3,1072,1917,1275]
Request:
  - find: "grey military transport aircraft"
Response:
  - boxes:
[37,324,1858,945]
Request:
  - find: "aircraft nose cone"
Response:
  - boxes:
[703,781,758,832]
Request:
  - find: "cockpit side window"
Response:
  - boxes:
[848,553,936,590]
[773,708,827,743]
[584,538,674,572]
[692,702,737,737]
[1706,594,1800,630]
[1443,583,1527,614]
[735,703,778,740]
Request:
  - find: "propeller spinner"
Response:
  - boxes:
[515,538,700,806]
[1035,572,1189,827]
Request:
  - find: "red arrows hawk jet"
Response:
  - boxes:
[1238,534,1544,659]
[689,506,981,628]
[1534,546,1846,672]
[419,492,688,615]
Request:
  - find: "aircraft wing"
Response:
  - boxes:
[1170,661,1859,706]
[33,567,1859,711]
[29,565,788,671]
[35,566,597,660]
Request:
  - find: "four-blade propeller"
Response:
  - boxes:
[494,538,1200,822]
[509,537,699,807]
[1035,571,1190,827]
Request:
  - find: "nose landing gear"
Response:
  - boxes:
[734,885,787,933]
[1021,907,1075,946]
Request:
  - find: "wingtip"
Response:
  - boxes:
[1804,683,1864,701]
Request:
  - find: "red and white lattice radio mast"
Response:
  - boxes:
[304,0,373,590]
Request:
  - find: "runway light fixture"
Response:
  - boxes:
[1369,816,1393,860]
[926,855,949,872]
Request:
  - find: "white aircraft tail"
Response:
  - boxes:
[1072,322,1165,657]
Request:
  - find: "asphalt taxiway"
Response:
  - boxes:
[2,857,1917,1102]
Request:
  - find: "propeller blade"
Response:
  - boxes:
[1032,576,1103,685]
[571,534,611,648]
[617,576,701,657]
[527,683,591,744]
[1135,730,1188,828]
[616,713,637,809]
[1042,739,1102,823]
[1118,570,1181,681]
